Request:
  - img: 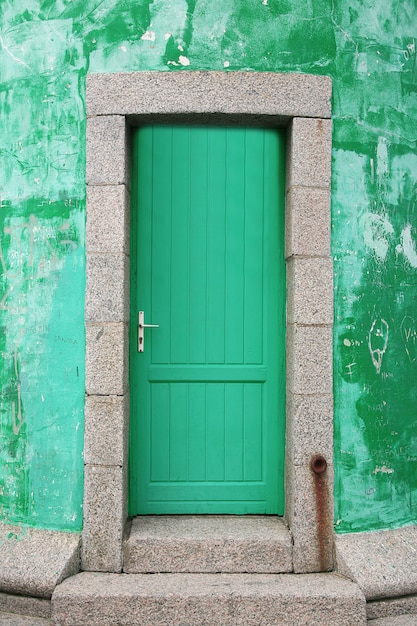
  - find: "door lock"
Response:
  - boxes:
[138,311,159,352]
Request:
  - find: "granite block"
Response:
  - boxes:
[86,115,128,186]
[367,616,417,625]
[85,322,128,395]
[287,257,333,325]
[86,71,332,120]
[367,594,417,620]
[285,186,331,258]
[287,117,332,189]
[82,465,126,573]
[0,526,80,599]
[52,571,365,626]
[286,324,333,396]
[123,515,293,574]
[0,593,51,619]
[86,185,129,254]
[286,392,334,466]
[285,462,334,573]
[0,613,51,625]
[335,525,417,600]
[85,253,129,323]
[84,394,128,466]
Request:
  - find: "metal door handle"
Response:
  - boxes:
[138,311,159,352]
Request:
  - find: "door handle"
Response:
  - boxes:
[138,310,159,352]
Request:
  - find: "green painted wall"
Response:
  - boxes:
[0,0,416,533]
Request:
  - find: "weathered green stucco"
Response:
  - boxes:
[0,0,416,532]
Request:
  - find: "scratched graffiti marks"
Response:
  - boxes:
[333,29,417,528]
[368,318,389,374]
[0,210,78,315]
[0,198,82,527]
[0,0,415,536]
[336,189,417,531]
[401,316,417,364]
[0,326,30,522]
[338,304,417,531]
[219,1,336,74]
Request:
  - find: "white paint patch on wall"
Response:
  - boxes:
[373,465,394,475]
[376,136,389,180]
[360,212,394,261]
[398,224,417,268]
[141,31,156,42]
[357,52,368,75]
[178,55,190,66]
[388,152,417,207]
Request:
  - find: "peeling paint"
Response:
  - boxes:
[0,0,416,533]
[399,224,417,268]
[361,213,394,261]
[373,466,394,475]
[334,6,417,522]
[178,55,190,66]
[0,199,85,530]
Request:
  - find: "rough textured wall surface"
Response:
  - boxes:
[0,0,416,533]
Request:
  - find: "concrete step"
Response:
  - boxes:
[123,515,293,573]
[52,571,367,625]
[0,613,51,625]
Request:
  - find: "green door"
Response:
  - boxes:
[129,126,285,515]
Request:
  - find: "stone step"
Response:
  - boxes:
[368,616,417,625]
[52,571,367,625]
[0,613,51,625]
[123,515,293,573]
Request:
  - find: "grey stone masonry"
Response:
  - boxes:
[123,515,293,574]
[286,393,333,466]
[86,184,130,254]
[0,525,80,599]
[367,594,417,621]
[52,571,366,626]
[0,613,51,626]
[82,465,126,573]
[86,115,129,187]
[285,186,331,258]
[0,593,51,619]
[335,525,417,601]
[286,118,332,189]
[85,71,333,574]
[85,89,132,574]
[284,112,333,573]
[286,257,333,326]
[86,252,129,322]
[368,617,417,626]
[86,71,332,120]
[85,322,128,396]
[84,395,128,467]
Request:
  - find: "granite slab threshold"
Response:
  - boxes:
[52,571,366,626]
[335,525,417,601]
[123,515,293,574]
[0,613,51,626]
[367,616,417,625]
[0,526,80,599]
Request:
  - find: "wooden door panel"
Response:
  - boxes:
[130,126,285,514]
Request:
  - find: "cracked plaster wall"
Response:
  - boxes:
[0,0,416,533]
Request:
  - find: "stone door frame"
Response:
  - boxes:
[83,70,333,574]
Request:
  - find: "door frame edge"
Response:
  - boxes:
[83,70,333,574]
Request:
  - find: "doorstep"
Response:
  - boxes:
[52,571,367,626]
[123,515,293,573]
